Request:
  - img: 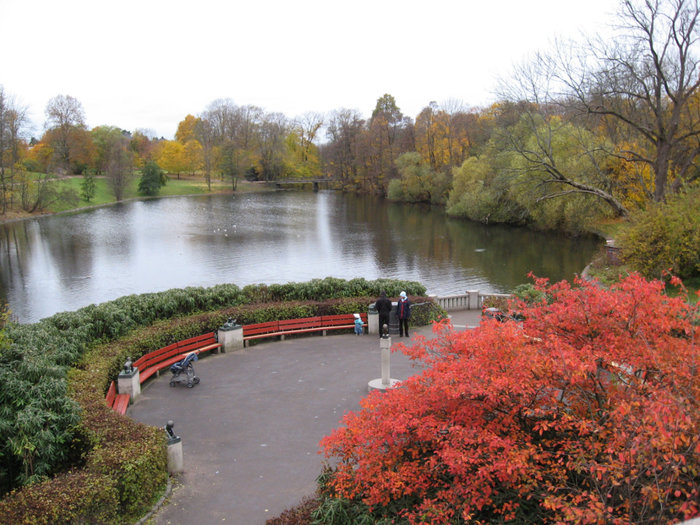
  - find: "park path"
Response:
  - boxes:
[128,310,481,525]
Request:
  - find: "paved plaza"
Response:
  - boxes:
[128,310,481,525]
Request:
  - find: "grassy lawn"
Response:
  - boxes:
[47,175,270,213]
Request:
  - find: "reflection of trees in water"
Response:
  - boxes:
[338,193,602,291]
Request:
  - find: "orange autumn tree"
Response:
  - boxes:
[319,275,699,524]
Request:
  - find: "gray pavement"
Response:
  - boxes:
[128,310,482,525]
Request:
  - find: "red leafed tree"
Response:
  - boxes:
[319,275,699,524]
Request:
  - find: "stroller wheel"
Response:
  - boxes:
[187,382,194,388]
[193,377,200,384]
[169,381,176,387]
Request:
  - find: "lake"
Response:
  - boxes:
[0,192,602,323]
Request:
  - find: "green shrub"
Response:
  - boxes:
[0,470,120,525]
[617,186,700,279]
[0,278,430,522]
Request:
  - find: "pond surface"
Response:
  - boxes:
[0,192,602,324]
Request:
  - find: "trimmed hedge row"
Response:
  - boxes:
[0,279,436,523]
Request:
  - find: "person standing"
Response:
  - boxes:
[374,291,393,337]
[397,291,411,337]
[353,313,364,335]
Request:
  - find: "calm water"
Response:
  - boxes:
[0,192,602,324]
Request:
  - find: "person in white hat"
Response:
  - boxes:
[397,291,411,337]
[353,313,364,335]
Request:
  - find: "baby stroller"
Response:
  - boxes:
[169,352,200,388]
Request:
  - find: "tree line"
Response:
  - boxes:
[1,0,699,234]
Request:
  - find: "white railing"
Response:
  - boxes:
[432,291,513,311]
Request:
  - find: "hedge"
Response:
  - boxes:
[0,279,435,523]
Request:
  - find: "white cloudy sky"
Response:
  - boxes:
[1,0,617,139]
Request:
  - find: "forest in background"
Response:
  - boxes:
[1,0,699,244]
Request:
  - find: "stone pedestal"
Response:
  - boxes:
[165,420,184,475]
[368,336,399,392]
[118,363,140,402]
[218,318,243,353]
[368,310,378,335]
[167,438,184,475]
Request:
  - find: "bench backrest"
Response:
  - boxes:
[176,332,218,354]
[321,313,367,326]
[135,345,185,371]
[243,320,280,336]
[133,342,179,370]
[277,317,322,331]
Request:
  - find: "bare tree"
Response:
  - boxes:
[0,87,29,214]
[322,109,365,186]
[499,59,629,217]
[560,0,700,201]
[105,135,133,201]
[44,94,86,173]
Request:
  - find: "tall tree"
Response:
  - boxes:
[500,61,629,218]
[0,87,28,214]
[558,0,700,201]
[194,118,217,190]
[321,109,365,186]
[366,94,408,193]
[105,135,133,201]
[44,94,87,173]
[175,114,200,144]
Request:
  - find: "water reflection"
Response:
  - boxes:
[0,192,602,323]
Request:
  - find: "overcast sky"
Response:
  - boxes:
[1,0,617,139]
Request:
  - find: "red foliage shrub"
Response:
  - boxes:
[320,274,699,524]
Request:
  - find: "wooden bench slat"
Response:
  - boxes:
[106,381,117,407]
[243,321,279,336]
[137,346,187,374]
[177,334,222,355]
[133,342,179,370]
[242,314,367,343]
[113,393,130,415]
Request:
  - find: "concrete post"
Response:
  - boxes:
[368,333,400,392]
[165,420,184,475]
[467,290,480,310]
[368,307,378,335]
[218,317,243,353]
[118,357,140,402]
[380,336,391,386]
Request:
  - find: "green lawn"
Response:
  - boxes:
[47,175,261,213]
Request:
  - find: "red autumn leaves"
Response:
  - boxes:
[320,275,699,524]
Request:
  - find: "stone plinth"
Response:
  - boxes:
[118,366,140,402]
[218,320,243,353]
[368,310,378,335]
[167,438,184,475]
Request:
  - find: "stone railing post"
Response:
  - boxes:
[467,290,480,310]
[118,357,140,402]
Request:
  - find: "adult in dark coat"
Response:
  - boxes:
[374,291,393,337]
[397,291,411,337]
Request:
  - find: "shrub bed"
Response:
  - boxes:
[0,278,435,523]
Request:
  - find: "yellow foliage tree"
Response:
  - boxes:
[155,140,187,179]
[183,139,203,175]
[175,115,200,144]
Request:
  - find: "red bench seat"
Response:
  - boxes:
[105,380,130,415]
[242,313,367,345]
